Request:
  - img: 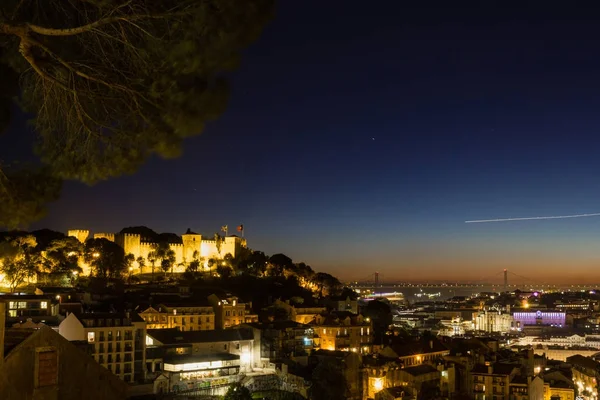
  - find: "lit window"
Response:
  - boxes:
[8,302,16,309]
[41,302,48,309]
[88,332,95,343]
[8,310,16,317]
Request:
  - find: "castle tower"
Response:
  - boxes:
[68,230,89,243]
[182,229,202,263]
[115,233,142,259]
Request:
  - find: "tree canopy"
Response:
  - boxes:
[0,0,275,228]
[84,237,126,279]
[223,383,252,400]
[0,235,40,291]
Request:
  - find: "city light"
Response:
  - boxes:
[240,351,251,364]
[373,378,384,392]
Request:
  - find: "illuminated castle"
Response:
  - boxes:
[67,229,246,275]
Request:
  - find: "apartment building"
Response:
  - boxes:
[139,302,215,331]
[145,327,257,392]
[311,312,373,354]
[58,312,147,383]
[379,338,450,367]
[3,295,59,322]
[207,294,257,329]
[243,321,316,360]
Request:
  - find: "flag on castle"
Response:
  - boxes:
[237,224,244,237]
[221,225,228,236]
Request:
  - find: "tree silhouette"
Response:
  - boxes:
[0,235,40,291]
[0,0,275,227]
[309,359,348,400]
[223,383,252,400]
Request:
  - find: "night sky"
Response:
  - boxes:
[4,3,600,283]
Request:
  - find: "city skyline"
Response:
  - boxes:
[4,3,600,282]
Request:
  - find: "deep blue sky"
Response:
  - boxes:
[4,2,600,282]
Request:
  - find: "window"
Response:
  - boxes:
[99,343,105,353]
[35,348,58,388]
[99,332,105,342]
[116,330,121,340]
[236,343,240,350]
[40,301,48,309]
[108,355,113,363]
[99,355,104,364]
[206,317,210,323]
[8,310,16,317]
[224,344,228,350]
[108,331,113,341]
[88,332,95,343]
[190,317,194,323]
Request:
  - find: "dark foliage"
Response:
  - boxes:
[0,0,275,227]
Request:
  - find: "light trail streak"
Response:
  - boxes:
[465,213,600,224]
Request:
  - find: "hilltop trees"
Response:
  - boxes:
[41,236,84,280]
[154,242,176,278]
[0,235,40,291]
[84,238,125,279]
[0,0,275,228]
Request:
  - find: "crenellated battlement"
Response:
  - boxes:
[65,227,246,276]
[68,230,89,243]
[94,233,115,242]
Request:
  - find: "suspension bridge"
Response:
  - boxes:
[349,269,595,291]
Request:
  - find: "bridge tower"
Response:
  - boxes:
[504,269,508,291]
[374,272,379,286]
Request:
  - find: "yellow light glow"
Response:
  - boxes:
[373,378,384,392]
[522,301,530,309]
[240,351,251,364]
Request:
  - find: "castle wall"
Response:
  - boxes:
[93,233,115,242]
[68,230,89,243]
[68,229,247,277]
[115,233,141,258]
[138,242,185,273]
[182,234,202,264]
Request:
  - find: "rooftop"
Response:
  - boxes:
[472,362,519,376]
[164,352,240,365]
[402,364,439,376]
[3,328,36,356]
[147,328,254,345]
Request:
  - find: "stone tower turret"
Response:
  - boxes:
[68,230,89,243]
[182,229,201,263]
[115,233,141,258]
